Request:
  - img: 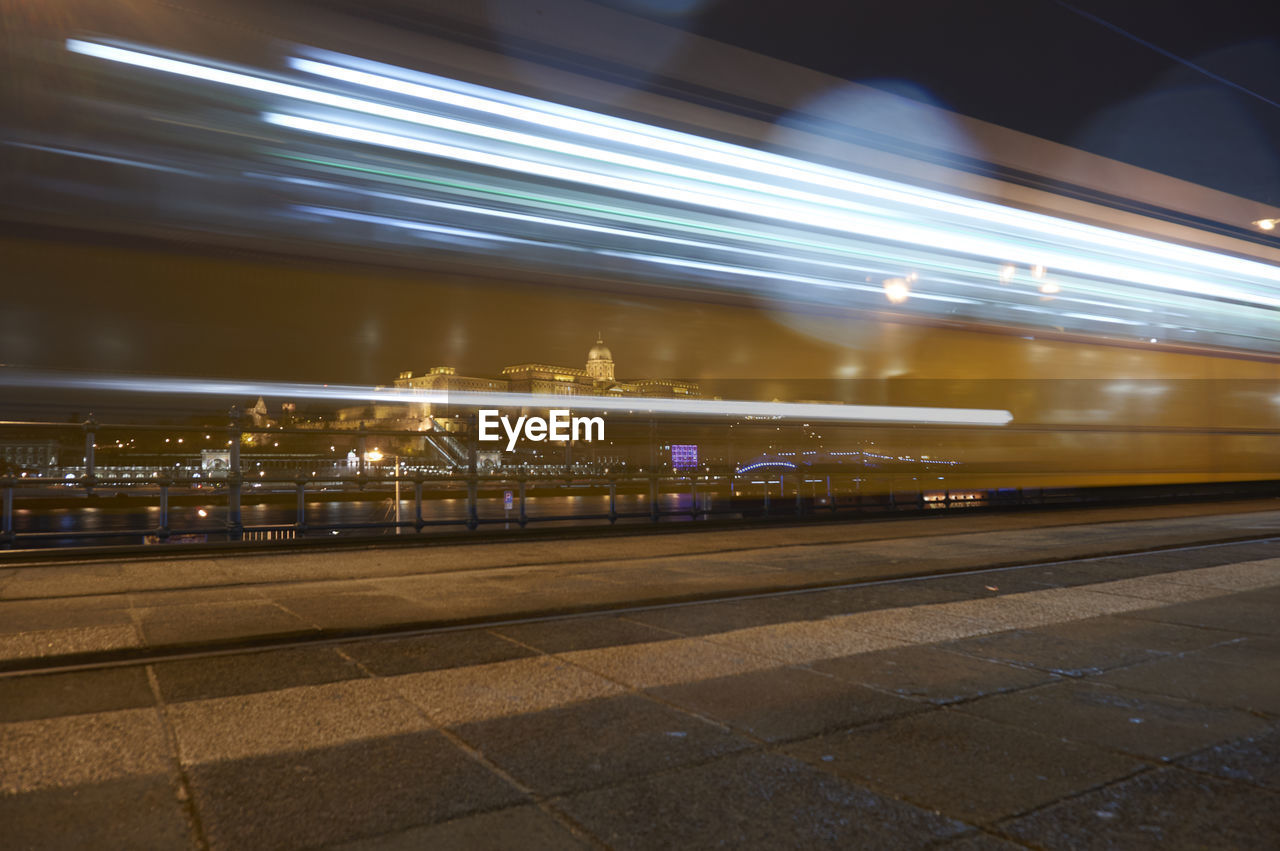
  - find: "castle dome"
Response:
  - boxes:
[586,333,615,382]
[587,333,612,362]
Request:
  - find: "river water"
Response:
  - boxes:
[8,492,722,548]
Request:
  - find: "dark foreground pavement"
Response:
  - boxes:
[1,521,1279,848]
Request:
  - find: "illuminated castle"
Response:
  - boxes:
[327,335,701,429]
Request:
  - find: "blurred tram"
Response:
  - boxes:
[3,0,1280,498]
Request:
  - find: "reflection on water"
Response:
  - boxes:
[11,493,719,548]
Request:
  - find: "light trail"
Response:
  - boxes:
[292,52,1280,287]
[266,113,1280,312]
[282,175,1160,317]
[275,160,1192,324]
[0,371,1014,426]
[60,37,1280,353]
[66,39,1280,312]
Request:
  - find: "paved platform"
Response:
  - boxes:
[2,534,1278,848]
[0,499,1277,669]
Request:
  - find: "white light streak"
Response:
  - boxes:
[293,54,1280,287]
[267,111,1280,311]
[0,371,1014,426]
[1061,312,1146,326]
[62,37,1280,344]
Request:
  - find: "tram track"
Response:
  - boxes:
[3,532,1275,679]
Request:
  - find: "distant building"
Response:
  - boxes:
[0,439,58,472]
[300,336,700,468]
[389,334,701,422]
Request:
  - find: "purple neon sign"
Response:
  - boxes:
[671,444,698,470]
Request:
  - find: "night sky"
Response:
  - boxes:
[596,0,1280,204]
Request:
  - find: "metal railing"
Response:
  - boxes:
[0,411,1005,549]
[0,414,817,548]
[4,412,1279,551]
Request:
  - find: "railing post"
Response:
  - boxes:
[795,473,805,517]
[827,474,835,512]
[392,456,402,535]
[227,407,243,542]
[83,416,96,496]
[608,477,617,524]
[689,477,698,520]
[466,476,479,530]
[466,414,479,530]
[158,480,170,540]
[414,477,424,532]
[295,477,307,534]
[357,423,367,479]
[518,478,528,528]
[1,479,13,549]
[648,417,658,523]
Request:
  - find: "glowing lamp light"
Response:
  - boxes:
[1255,218,1278,231]
[1039,281,1061,295]
[365,448,384,463]
[883,277,910,304]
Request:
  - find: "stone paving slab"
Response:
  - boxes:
[0,774,193,851]
[167,679,433,764]
[0,708,172,795]
[1094,649,1280,714]
[1123,593,1280,636]
[339,629,536,677]
[187,732,527,850]
[325,805,594,851]
[557,750,969,849]
[648,665,925,742]
[391,655,623,727]
[271,591,438,631]
[699,616,904,664]
[810,644,1057,704]
[1029,614,1238,656]
[936,832,1030,850]
[998,767,1280,850]
[785,710,1146,824]
[491,614,677,653]
[616,594,816,636]
[559,636,777,688]
[151,645,367,703]
[1189,635,1280,667]
[956,680,1270,762]
[945,628,1165,677]
[1177,727,1280,792]
[0,624,141,662]
[133,600,315,647]
[1,600,134,632]
[451,694,752,796]
[0,665,154,722]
